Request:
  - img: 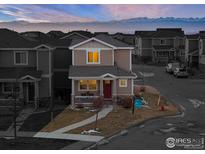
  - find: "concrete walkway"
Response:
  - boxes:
[52,105,113,133]
[6,107,34,133]
[1,105,113,143]
[34,132,104,142]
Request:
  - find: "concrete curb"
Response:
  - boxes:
[85,103,185,150]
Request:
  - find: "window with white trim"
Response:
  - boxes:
[2,83,20,93]
[14,51,28,65]
[87,49,100,64]
[119,79,127,87]
[79,80,97,91]
[160,39,166,45]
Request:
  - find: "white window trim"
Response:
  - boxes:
[78,80,98,91]
[2,83,13,93]
[86,49,101,64]
[119,79,127,88]
[14,51,28,65]
[160,39,166,45]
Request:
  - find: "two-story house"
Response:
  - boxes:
[152,28,185,63]
[68,34,136,106]
[0,29,74,106]
[135,31,155,62]
[0,29,52,104]
[199,31,205,72]
[185,34,199,68]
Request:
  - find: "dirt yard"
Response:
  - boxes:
[41,108,96,132]
[68,86,179,137]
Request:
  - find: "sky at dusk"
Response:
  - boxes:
[0,4,205,23]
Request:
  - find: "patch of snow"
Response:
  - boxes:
[159,127,176,133]
[81,129,101,135]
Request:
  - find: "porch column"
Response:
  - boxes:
[100,79,103,96]
[19,82,23,99]
[71,79,75,107]
[112,79,117,104]
[34,81,39,109]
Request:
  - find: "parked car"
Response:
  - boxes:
[165,62,180,73]
[173,68,189,78]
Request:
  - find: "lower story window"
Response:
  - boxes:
[79,80,97,91]
[3,83,13,93]
[2,83,20,93]
[119,79,127,87]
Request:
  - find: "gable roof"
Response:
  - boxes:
[69,34,134,49]
[60,30,94,39]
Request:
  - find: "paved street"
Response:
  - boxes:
[96,64,205,150]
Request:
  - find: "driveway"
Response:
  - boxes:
[96,64,205,150]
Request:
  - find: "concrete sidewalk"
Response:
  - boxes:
[34,132,104,142]
[52,105,113,133]
[6,107,34,133]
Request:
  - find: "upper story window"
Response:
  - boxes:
[14,51,28,65]
[86,49,100,64]
[160,39,166,45]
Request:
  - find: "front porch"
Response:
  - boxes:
[0,76,40,105]
[71,79,117,106]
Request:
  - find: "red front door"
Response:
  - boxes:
[103,80,112,99]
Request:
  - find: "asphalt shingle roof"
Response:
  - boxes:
[186,34,199,39]
[135,31,156,38]
[0,67,42,79]
[0,29,39,48]
[69,66,136,78]
[153,28,184,38]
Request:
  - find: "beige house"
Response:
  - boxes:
[68,34,136,106]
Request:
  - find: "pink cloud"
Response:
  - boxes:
[103,4,171,19]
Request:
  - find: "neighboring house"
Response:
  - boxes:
[60,30,93,40]
[112,33,135,52]
[135,31,155,62]
[185,34,199,68]
[68,34,136,106]
[0,29,52,104]
[135,28,185,64]
[152,28,185,64]
[47,30,65,39]
[0,29,72,105]
[199,31,205,72]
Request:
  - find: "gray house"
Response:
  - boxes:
[199,31,205,72]
[0,29,73,105]
[135,28,185,64]
[185,34,199,68]
[0,29,52,104]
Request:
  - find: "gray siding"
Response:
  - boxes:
[39,78,50,97]
[53,48,72,69]
[0,50,36,67]
[38,50,49,74]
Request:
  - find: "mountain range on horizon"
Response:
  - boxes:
[1,17,205,34]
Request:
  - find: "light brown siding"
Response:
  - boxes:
[114,49,130,71]
[74,49,113,66]
[116,79,132,95]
